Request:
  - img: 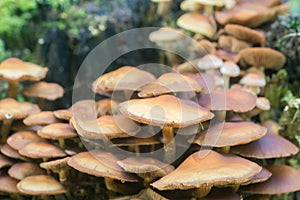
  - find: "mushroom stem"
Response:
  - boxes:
[58,138,65,149]
[204,5,214,16]
[246,108,262,118]
[156,1,172,17]
[59,169,67,182]
[222,75,230,89]
[214,110,226,123]
[193,185,212,198]
[221,146,231,154]
[231,184,240,192]
[1,114,14,143]
[162,125,175,163]
[7,81,19,98]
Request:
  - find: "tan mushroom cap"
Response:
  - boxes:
[70,115,139,140]
[197,54,223,71]
[215,49,240,63]
[149,27,185,43]
[192,122,267,147]
[220,61,240,77]
[198,88,257,112]
[0,57,48,82]
[67,150,139,182]
[242,168,272,186]
[0,175,19,194]
[7,131,45,150]
[177,13,216,38]
[224,24,266,45]
[119,95,214,128]
[8,162,45,180]
[193,0,225,6]
[138,73,202,98]
[241,165,300,195]
[262,120,280,135]
[151,150,262,190]
[0,154,13,169]
[231,132,299,159]
[19,141,66,159]
[96,98,119,116]
[53,108,73,121]
[117,156,174,178]
[40,157,70,171]
[92,66,156,92]
[256,97,270,111]
[239,48,286,69]
[183,73,216,94]
[0,98,40,120]
[37,123,77,140]
[22,81,64,101]
[17,175,66,195]
[1,144,29,161]
[218,35,252,53]
[23,111,60,126]
[177,58,202,74]
[239,72,266,87]
[198,39,217,54]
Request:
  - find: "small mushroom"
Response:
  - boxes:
[242,168,272,186]
[239,72,266,95]
[0,154,13,170]
[23,111,60,126]
[220,61,240,89]
[53,108,73,121]
[1,144,30,161]
[96,98,119,116]
[8,162,46,180]
[151,0,172,17]
[6,131,45,151]
[197,54,223,75]
[40,157,70,183]
[0,175,20,199]
[218,35,252,53]
[246,97,270,118]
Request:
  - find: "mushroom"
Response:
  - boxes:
[96,98,119,116]
[246,97,270,118]
[8,162,46,180]
[6,131,45,151]
[239,72,266,95]
[192,0,227,16]
[242,168,272,186]
[151,150,262,197]
[118,95,214,162]
[197,54,223,75]
[53,108,73,121]
[0,175,21,199]
[40,157,70,183]
[0,154,13,170]
[177,58,202,74]
[191,122,267,153]
[0,57,48,98]
[23,111,60,126]
[218,35,252,53]
[1,144,30,161]
[180,0,203,11]
[11,121,42,132]
[22,81,64,109]
[151,0,172,17]
[220,61,240,89]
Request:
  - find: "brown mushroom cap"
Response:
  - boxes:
[119,95,214,128]
[53,109,73,121]
[37,123,77,140]
[1,144,29,161]
[17,175,66,195]
[111,135,161,147]
[0,154,13,169]
[11,121,42,132]
[151,150,262,190]
[67,150,139,182]
[256,97,270,111]
[224,24,266,45]
[241,165,300,195]
[177,58,202,74]
[183,73,216,94]
[138,73,202,98]
[215,49,240,63]
[192,122,267,147]
[6,131,45,150]
[0,175,19,194]
[177,13,217,38]
[22,81,64,100]
[96,98,119,116]
[8,162,45,180]
[218,35,252,53]
[0,57,48,82]
[40,157,70,171]
[198,88,257,112]
[239,48,286,69]
[0,98,40,120]
[231,132,299,159]
[23,111,60,126]
[92,66,156,92]
[242,168,272,186]
[19,141,66,159]
[149,27,185,43]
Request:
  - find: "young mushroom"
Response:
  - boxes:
[220,61,240,89]
[151,0,172,17]
[197,54,223,75]
[0,175,21,199]
[8,162,46,180]
[23,111,61,126]
[239,72,266,95]
[40,157,70,183]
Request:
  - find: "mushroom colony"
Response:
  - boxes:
[0,0,299,199]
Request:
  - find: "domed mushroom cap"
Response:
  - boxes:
[224,24,266,45]
[149,27,185,43]
[19,141,66,159]
[220,61,240,77]
[0,175,19,194]
[1,144,29,161]
[8,162,45,180]
[70,115,139,140]
[0,57,48,82]
[215,49,240,64]
[242,168,272,186]
[7,131,45,150]
[119,95,214,128]
[67,151,139,182]
[177,13,216,38]
[17,175,66,195]
[218,35,252,53]
[22,81,64,101]
[53,108,73,121]
[37,123,77,140]
[40,157,70,171]
[239,72,266,87]
[197,54,223,71]
[231,132,299,159]
[138,73,202,98]
[151,150,262,190]
[92,66,156,92]
[198,88,257,112]
[0,154,13,169]
[180,0,203,11]
[0,98,40,120]
[256,97,270,111]
[117,156,174,178]
[23,111,60,126]
[241,165,300,195]
[239,48,286,69]
[192,122,267,147]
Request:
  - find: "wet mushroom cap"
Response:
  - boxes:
[241,165,300,195]
[242,168,272,186]
[17,175,66,195]
[0,175,19,194]
[138,73,202,97]
[231,132,299,159]
[191,122,267,147]
[37,123,77,140]
[92,66,156,92]
[151,150,262,190]
[23,111,60,126]
[6,131,45,150]
[239,48,286,69]
[67,150,139,182]
[8,162,45,180]
[149,27,185,42]
[0,57,48,82]
[119,95,214,128]
[0,98,40,120]
[22,81,64,101]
